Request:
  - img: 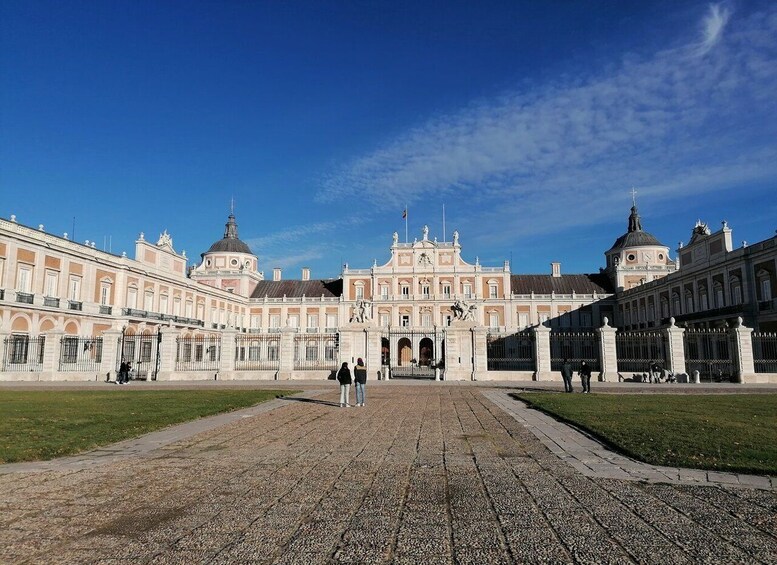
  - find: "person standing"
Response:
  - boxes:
[560,358,573,393]
[650,360,663,383]
[578,361,592,393]
[354,358,367,406]
[337,362,352,407]
[118,360,129,384]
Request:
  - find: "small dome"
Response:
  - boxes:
[205,214,254,255]
[607,205,664,252]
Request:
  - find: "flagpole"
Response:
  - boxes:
[405,204,408,243]
[443,203,446,242]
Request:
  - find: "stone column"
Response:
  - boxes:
[472,326,488,381]
[99,329,123,382]
[729,317,755,384]
[597,317,617,382]
[277,328,296,380]
[155,327,180,381]
[219,328,237,380]
[663,317,686,378]
[533,324,552,381]
[40,329,64,381]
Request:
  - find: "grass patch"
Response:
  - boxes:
[0,389,297,464]
[514,393,777,475]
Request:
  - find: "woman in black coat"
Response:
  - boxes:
[337,362,352,407]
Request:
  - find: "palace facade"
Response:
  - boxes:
[0,204,775,382]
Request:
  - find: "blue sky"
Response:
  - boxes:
[2,1,776,280]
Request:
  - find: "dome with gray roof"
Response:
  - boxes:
[607,205,664,251]
[205,214,253,255]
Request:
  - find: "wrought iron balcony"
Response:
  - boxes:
[16,292,34,304]
[68,300,83,311]
[99,305,113,315]
[44,296,60,308]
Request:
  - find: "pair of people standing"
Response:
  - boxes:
[560,359,592,393]
[337,358,367,407]
[117,360,132,384]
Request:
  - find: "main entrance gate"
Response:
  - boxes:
[382,328,444,378]
[118,330,161,380]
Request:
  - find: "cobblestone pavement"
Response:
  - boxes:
[1,385,776,564]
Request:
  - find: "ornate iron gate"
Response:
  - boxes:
[615,330,667,374]
[683,328,734,382]
[752,332,777,373]
[118,330,162,380]
[550,331,600,372]
[486,331,535,371]
[381,327,443,378]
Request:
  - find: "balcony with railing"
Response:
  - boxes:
[68,300,83,311]
[16,292,34,304]
[122,308,204,327]
[99,305,113,315]
[44,296,60,308]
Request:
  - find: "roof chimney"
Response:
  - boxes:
[302,267,310,281]
[273,268,282,281]
[551,262,561,278]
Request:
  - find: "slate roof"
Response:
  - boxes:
[607,205,665,252]
[206,213,253,255]
[510,274,614,295]
[250,279,343,299]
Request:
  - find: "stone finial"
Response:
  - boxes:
[453,230,459,245]
[63,232,68,239]
[742,241,747,248]
[669,316,676,327]
[38,224,44,231]
[10,214,16,222]
[139,232,145,241]
[736,316,743,327]
[122,251,127,258]
[602,316,610,327]
[392,231,398,245]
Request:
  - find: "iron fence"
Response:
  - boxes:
[550,331,600,372]
[293,333,339,371]
[118,332,161,380]
[59,337,103,372]
[616,330,667,373]
[2,335,45,372]
[683,328,734,382]
[752,332,777,373]
[235,334,281,371]
[486,331,535,371]
[175,336,221,371]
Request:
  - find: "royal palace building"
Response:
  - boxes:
[0,204,775,383]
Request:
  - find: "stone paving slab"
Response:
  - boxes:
[484,390,777,491]
[0,385,776,564]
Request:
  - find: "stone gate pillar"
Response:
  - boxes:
[40,328,64,381]
[219,328,237,380]
[444,320,476,381]
[730,317,755,384]
[99,328,123,382]
[365,327,382,380]
[155,326,180,381]
[597,317,617,382]
[473,326,488,380]
[663,317,686,378]
[533,324,552,381]
[277,327,296,380]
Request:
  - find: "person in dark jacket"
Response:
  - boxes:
[578,361,592,393]
[354,358,367,406]
[337,362,352,407]
[560,358,573,393]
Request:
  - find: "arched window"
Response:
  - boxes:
[684,290,694,313]
[713,282,724,308]
[730,276,742,305]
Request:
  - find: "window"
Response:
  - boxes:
[539,312,549,325]
[127,287,138,309]
[699,288,708,311]
[401,285,410,297]
[379,313,389,327]
[267,341,279,360]
[421,284,430,298]
[10,335,30,364]
[489,284,498,299]
[685,291,694,313]
[714,284,724,308]
[672,292,681,314]
[186,300,194,318]
[401,315,410,327]
[355,285,364,299]
[62,337,79,364]
[288,315,299,328]
[488,312,499,328]
[159,294,169,314]
[380,285,389,299]
[443,314,452,326]
[518,313,529,328]
[270,314,281,328]
[762,278,772,302]
[197,303,205,320]
[144,290,154,312]
[17,266,32,293]
[45,271,59,297]
[580,312,592,328]
[100,284,110,305]
[326,314,338,330]
[421,313,432,327]
[173,297,181,316]
[69,276,81,301]
[442,284,451,298]
[463,283,472,299]
[249,342,261,361]
[307,314,319,330]
[306,341,318,360]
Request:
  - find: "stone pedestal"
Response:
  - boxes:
[533,325,552,380]
[597,318,617,382]
[444,320,476,381]
[729,318,755,384]
[218,329,238,380]
[365,327,382,381]
[663,318,686,377]
[39,329,64,381]
[155,327,180,381]
[99,329,123,382]
[277,328,296,380]
[472,327,488,380]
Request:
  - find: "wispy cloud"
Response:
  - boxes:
[318,4,777,240]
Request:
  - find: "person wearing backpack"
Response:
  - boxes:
[354,358,367,407]
[337,362,352,407]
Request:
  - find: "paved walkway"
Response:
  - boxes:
[1,385,776,564]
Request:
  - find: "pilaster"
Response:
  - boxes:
[597,317,617,382]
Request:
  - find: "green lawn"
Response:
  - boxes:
[0,389,297,464]
[513,393,777,475]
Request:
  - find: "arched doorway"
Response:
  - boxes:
[398,338,412,366]
[419,337,434,366]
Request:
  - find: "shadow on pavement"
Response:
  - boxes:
[283,397,341,407]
